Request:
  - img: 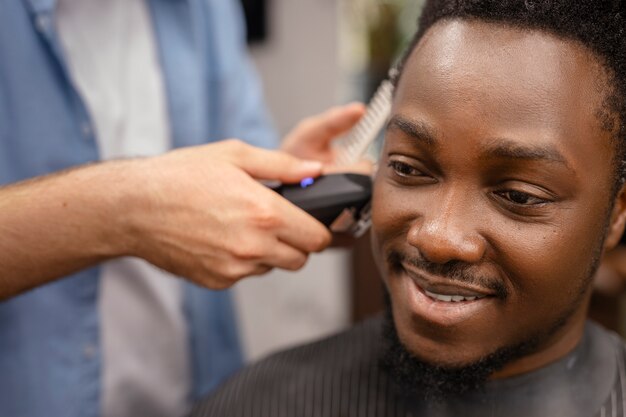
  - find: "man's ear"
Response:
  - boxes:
[604,183,626,250]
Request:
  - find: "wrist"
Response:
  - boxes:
[73,159,147,259]
[103,157,168,260]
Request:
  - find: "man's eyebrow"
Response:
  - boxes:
[482,138,573,170]
[386,115,438,146]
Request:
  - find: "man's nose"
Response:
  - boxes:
[406,191,487,265]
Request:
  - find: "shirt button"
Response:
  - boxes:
[83,344,97,359]
[35,15,51,34]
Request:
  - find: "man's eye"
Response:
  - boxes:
[388,160,422,177]
[497,190,547,206]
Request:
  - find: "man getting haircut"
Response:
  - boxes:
[191,1,626,416]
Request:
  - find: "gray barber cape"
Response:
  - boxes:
[190,316,626,417]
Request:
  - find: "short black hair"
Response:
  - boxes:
[394,0,626,188]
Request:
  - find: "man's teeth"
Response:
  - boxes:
[424,290,486,302]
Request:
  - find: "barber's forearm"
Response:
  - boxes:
[0,116,366,300]
[0,162,135,300]
[0,139,332,299]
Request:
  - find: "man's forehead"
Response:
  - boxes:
[392,19,614,155]
[402,19,604,111]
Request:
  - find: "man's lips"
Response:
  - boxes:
[398,262,498,326]
[402,263,497,301]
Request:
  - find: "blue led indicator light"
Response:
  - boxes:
[300,177,315,188]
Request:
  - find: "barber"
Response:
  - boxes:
[0,1,363,416]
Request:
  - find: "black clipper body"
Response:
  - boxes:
[272,173,372,238]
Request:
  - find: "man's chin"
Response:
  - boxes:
[379,307,540,402]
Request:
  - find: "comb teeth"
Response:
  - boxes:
[334,78,394,167]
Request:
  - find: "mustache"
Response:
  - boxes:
[387,251,508,299]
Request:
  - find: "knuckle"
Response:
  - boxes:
[286,254,308,271]
[308,230,332,252]
[217,262,241,281]
[233,242,265,261]
[194,255,259,288]
[251,203,281,230]
[221,139,248,156]
[222,262,256,281]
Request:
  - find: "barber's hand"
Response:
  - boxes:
[282,103,374,247]
[281,103,367,168]
[124,140,332,289]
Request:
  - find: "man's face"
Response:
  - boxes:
[372,19,626,377]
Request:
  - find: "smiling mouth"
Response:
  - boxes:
[390,262,503,327]
[401,263,497,303]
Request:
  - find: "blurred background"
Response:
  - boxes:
[233,0,626,362]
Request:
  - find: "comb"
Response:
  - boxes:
[333,67,398,167]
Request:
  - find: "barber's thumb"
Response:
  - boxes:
[234,146,323,183]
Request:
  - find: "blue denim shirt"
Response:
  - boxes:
[0,1,277,416]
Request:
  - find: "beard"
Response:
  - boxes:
[379,274,596,403]
[379,304,539,402]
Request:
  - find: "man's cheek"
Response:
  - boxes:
[502,236,586,305]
